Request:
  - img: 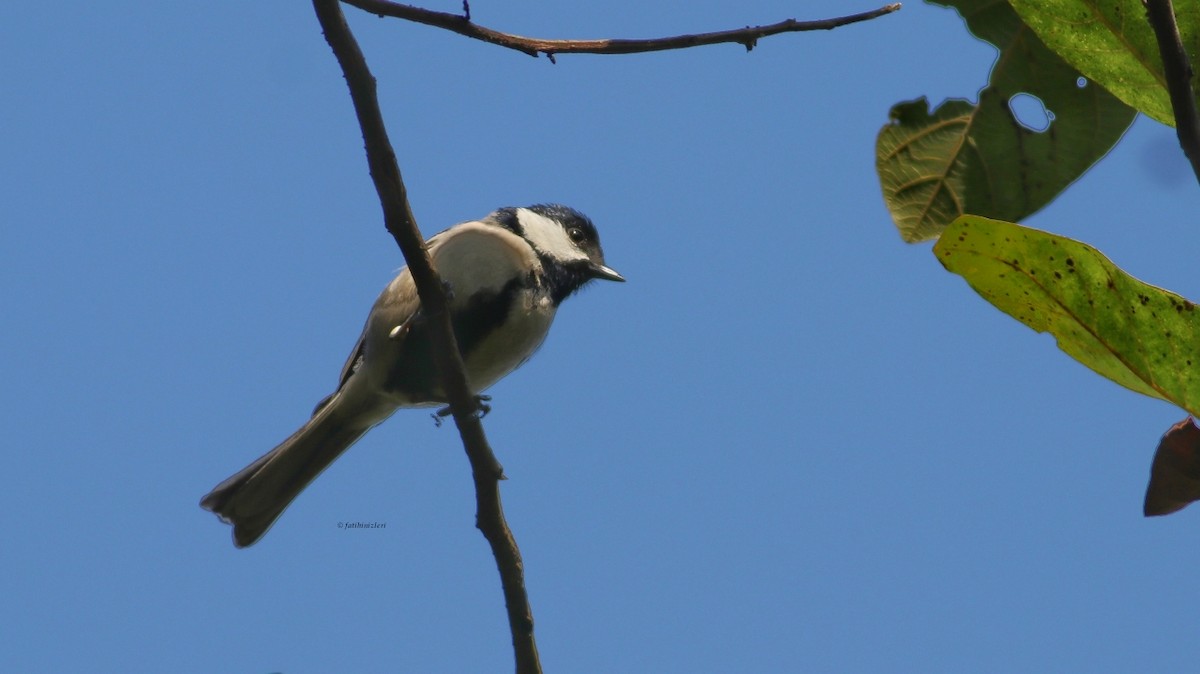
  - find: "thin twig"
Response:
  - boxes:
[1144,0,1200,184]
[342,0,901,58]
[311,1,541,672]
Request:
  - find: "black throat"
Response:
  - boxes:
[538,256,595,306]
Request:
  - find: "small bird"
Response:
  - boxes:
[201,204,624,547]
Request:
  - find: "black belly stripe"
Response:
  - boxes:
[383,276,528,401]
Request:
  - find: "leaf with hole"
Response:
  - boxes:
[876,0,1136,242]
[1009,0,1200,126]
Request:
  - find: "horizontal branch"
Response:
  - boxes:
[342,0,902,59]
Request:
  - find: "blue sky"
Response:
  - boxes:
[5,1,1200,672]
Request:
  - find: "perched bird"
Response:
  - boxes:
[201,204,624,547]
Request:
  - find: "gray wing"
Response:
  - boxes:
[310,268,422,417]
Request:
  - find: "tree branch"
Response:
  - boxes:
[311,1,540,672]
[1144,0,1200,185]
[342,0,901,60]
[309,1,902,671]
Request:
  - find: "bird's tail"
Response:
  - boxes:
[200,395,380,547]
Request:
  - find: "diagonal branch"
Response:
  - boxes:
[310,2,902,672]
[1144,0,1200,185]
[311,1,541,672]
[343,0,901,60]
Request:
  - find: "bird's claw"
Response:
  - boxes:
[431,395,492,426]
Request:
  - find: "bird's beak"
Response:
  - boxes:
[588,262,626,283]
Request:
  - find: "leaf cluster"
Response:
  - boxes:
[875,0,1200,514]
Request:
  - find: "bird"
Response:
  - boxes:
[200,204,624,547]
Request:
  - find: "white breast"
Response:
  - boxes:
[463,291,557,392]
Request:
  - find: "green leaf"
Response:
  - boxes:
[934,215,1200,412]
[876,0,1136,243]
[1009,0,1200,126]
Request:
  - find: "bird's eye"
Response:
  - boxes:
[567,227,585,244]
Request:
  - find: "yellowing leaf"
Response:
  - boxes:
[934,216,1200,411]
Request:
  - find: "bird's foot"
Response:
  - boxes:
[431,395,492,426]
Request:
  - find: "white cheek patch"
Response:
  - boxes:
[516,208,588,262]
